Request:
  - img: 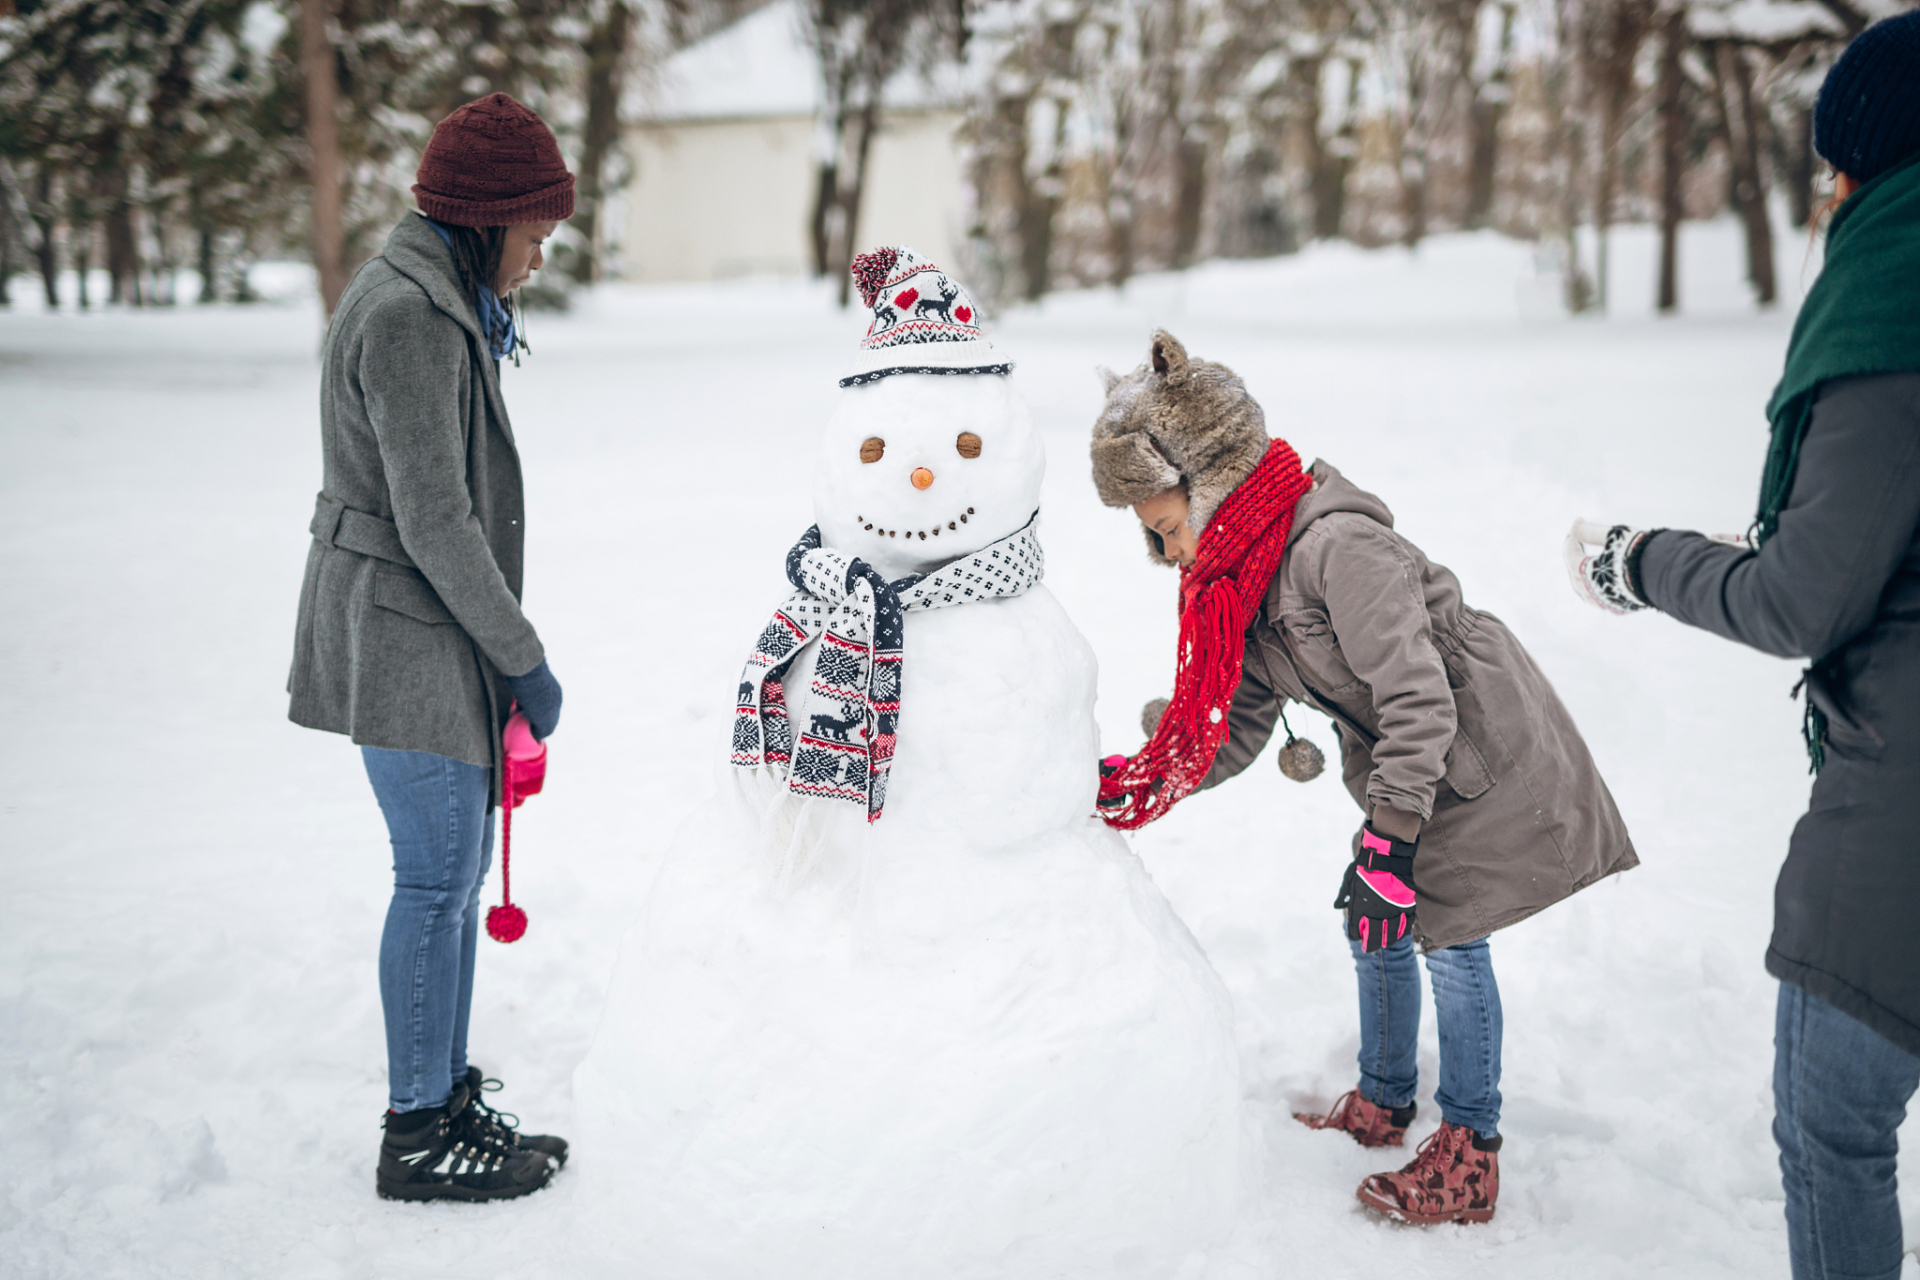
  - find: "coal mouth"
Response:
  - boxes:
[855,506,977,542]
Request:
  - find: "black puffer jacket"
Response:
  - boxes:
[1640,371,1920,1054]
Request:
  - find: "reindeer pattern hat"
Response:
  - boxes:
[841,247,1011,387]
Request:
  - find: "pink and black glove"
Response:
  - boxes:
[1096,755,1130,810]
[1335,824,1418,953]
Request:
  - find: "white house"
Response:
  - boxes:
[617,1,969,283]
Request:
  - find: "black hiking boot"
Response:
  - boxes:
[462,1065,570,1167]
[376,1081,556,1202]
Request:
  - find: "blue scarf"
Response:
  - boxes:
[424,217,518,362]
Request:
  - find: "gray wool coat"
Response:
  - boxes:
[1640,372,1920,1056]
[287,214,544,791]
[1203,462,1639,950]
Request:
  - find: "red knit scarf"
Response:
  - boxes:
[1096,439,1312,830]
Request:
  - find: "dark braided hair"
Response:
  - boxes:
[439,222,529,363]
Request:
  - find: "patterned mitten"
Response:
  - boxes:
[1563,519,1656,615]
[1336,825,1418,953]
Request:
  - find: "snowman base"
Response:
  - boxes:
[573,794,1244,1280]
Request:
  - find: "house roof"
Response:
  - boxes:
[631,0,964,124]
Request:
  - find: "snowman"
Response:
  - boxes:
[574,249,1244,1280]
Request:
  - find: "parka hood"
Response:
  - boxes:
[1286,459,1394,549]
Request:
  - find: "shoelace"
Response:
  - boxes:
[467,1075,523,1144]
[1402,1122,1472,1176]
[1323,1090,1365,1125]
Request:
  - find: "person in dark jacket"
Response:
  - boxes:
[287,93,572,1203]
[1567,15,1920,1277]
[1092,331,1637,1227]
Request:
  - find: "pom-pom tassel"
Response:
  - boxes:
[487,769,529,943]
[487,903,528,943]
[1276,705,1326,783]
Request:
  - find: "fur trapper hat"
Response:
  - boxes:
[1089,330,1271,566]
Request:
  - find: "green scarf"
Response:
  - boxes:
[1759,150,1920,543]
[1757,150,1920,769]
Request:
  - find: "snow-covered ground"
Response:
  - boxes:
[5,220,1915,1279]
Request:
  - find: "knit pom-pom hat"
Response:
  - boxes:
[1814,10,1920,186]
[840,246,1010,387]
[1089,330,1272,565]
[413,93,575,226]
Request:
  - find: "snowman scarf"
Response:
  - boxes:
[732,514,1044,822]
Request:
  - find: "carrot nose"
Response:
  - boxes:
[911,467,934,490]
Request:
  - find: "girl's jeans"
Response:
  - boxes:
[362,747,494,1114]
[1349,931,1503,1139]
[1775,981,1920,1280]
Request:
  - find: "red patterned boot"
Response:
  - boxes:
[1292,1090,1416,1148]
[1355,1122,1500,1225]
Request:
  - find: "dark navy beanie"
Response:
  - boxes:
[1813,9,1920,184]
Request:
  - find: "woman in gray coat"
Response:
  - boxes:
[1568,16,1920,1277]
[1092,332,1636,1228]
[287,94,571,1203]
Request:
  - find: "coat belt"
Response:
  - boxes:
[310,493,417,570]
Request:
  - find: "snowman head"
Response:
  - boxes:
[815,373,1043,579]
[814,247,1042,578]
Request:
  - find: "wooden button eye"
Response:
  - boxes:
[860,437,885,464]
[956,432,982,459]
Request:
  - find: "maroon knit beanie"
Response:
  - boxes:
[412,93,575,227]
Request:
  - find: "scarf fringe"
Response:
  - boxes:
[732,766,865,894]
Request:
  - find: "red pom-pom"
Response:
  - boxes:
[850,247,900,307]
[487,904,528,943]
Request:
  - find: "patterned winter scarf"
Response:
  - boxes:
[1096,439,1312,829]
[732,514,1044,822]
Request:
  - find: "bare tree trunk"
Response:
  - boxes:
[1289,52,1329,235]
[31,170,58,309]
[809,162,837,277]
[0,163,17,308]
[574,0,631,285]
[1708,41,1776,306]
[1784,103,1815,227]
[1171,132,1207,269]
[1593,84,1621,311]
[1558,117,1593,313]
[198,226,218,304]
[301,0,348,317]
[1106,163,1136,290]
[73,224,92,310]
[102,168,142,306]
[1656,7,1684,314]
[1007,93,1063,302]
[1467,3,1518,230]
[151,213,174,305]
[833,96,881,307]
[1313,58,1360,240]
[1729,46,1775,305]
[1399,119,1430,251]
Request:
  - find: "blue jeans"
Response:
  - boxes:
[1775,982,1920,1280]
[1349,932,1503,1139]
[362,747,494,1114]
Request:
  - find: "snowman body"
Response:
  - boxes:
[575,371,1243,1279]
